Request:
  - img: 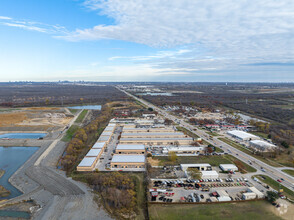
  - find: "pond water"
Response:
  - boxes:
[136,92,174,96]
[0,133,47,139]
[0,210,30,219]
[0,146,39,199]
[68,105,101,110]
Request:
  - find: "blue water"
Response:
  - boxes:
[0,210,30,219]
[68,105,101,110]
[0,133,46,139]
[0,146,39,199]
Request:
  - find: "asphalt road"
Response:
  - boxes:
[118,87,294,192]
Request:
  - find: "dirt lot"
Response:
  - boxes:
[0,107,72,129]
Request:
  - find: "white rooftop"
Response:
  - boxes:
[120,137,193,141]
[98,136,110,141]
[86,149,101,157]
[77,157,96,167]
[181,163,211,167]
[168,146,204,151]
[250,140,276,147]
[121,132,185,136]
[92,142,105,149]
[116,144,145,150]
[201,170,218,175]
[219,164,238,169]
[111,155,145,163]
[101,131,112,136]
[227,130,259,140]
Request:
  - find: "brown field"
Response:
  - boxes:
[0,107,72,129]
[147,157,160,166]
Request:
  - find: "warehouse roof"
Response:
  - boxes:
[181,163,211,168]
[121,132,185,136]
[248,187,264,196]
[123,127,174,131]
[201,170,219,176]
[250,140,276,148]
[116,144,145,150]
[216,189,229,197]
[77,157,96,167]
[111,155,145,163]
[227,130,258,140]
[86,149,101,157]
[120,137,193,141]
[105,126,115,131]
[101,131,112,136]
[168,146,204,151]
[219,164,238,170]
[92,142,105,149]
[98,135,111,141]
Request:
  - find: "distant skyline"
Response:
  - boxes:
[0,0,294,82]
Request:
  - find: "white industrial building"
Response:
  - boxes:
[111,154,145,169]
[92,142,106,149]
[181,163,212,172]
[242,192,257,200]
[247,187,264,199]
[227,130,259,141]
[165,146,206,155]
[216,190,231,202]
[249,140,277,152]
[219,164,238,172]
[85,149,102,157]
[77,157,97,171]
[201,170,219,179]
[116,144,145,154]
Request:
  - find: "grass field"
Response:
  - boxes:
[68,108,79,114]
[129,173,147,220]
[176,126,200,139]
[219,137,282,167]
[148,201,281,220]
[282,169,294,177]
[75,109,88,123]
[206,131,219,136]
[61,125,80,142]
[154,155,256,173]
[249,131,269,139]
[254,175,294,200]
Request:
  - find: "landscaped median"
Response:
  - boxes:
[282,169,294,177]
[253,175,294,200]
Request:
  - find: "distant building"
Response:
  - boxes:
[111,154,145,169]
[227,130,259,141]
[77,157,97,171]
[116,144,145,154]
[181,163,212,171]
[216,190,231,202]
[249,140,277,152]
[201,170,219,179]
[219,164,238,172]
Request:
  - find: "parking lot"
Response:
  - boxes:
[150,178,258,203]
[95,126,123,171]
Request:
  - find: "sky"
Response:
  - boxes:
[0,0,294,82]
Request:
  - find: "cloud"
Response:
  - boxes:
[51,0,294,80]
[0,16,69,34]
[108,49,191,61]
[0,16,12,20]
